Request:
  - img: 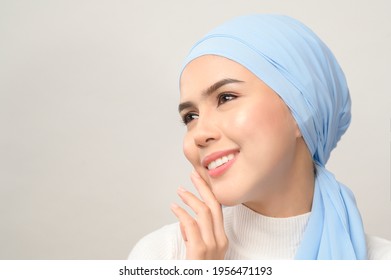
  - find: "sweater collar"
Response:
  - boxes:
[226,204,310,259]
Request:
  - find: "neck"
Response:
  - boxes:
[244,137,315,217]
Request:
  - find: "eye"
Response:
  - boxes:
[217,92,237,106]
[181,112,199,125]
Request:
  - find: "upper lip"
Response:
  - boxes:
[201,149,239,168]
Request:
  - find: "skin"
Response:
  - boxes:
[171,55,315,259]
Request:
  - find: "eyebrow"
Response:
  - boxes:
[178,78,243,113]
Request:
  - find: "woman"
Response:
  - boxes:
[129,14,391,259]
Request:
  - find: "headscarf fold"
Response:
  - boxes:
[181,14,367,259]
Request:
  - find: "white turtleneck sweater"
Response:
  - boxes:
[128,204,391,260]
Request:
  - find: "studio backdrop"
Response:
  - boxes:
[0,0,390,259]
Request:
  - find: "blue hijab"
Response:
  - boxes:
[181,15,367,259]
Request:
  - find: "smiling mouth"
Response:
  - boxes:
[207,153,235,170]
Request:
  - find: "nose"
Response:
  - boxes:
[193,114,220,148]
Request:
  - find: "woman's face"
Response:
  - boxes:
[179,55,302,207]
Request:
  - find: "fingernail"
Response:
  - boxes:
[170,203,179,210]
[177,186,186,193]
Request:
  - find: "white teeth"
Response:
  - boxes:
[207,153,235,170]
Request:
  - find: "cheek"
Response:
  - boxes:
[183,133,207,180]
[227,104,275,138]
[227,100,296,148]
[183,133,197,166]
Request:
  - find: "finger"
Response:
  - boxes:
[191,171,227,241]
[171,203,211,259]
[176,187,216,246]
[179,220,187,242]
[190,171,220,208]
[170,203,203,245]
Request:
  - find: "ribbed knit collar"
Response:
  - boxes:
[225,204,311,259]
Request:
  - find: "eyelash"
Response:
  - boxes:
[181,92,237,125]
[217,92,236,105]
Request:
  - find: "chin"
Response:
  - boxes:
[212,188,244,207]
[216,197,240,207]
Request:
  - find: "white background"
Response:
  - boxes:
[0,0,390,259]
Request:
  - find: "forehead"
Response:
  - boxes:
[180,55,253,100]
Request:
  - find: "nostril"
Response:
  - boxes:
[196,136,215,148]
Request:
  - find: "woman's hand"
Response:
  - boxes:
[170,171,228,259]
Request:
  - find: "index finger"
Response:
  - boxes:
[190,171,226,236]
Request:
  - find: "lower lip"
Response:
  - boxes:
[207,154,237,178]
